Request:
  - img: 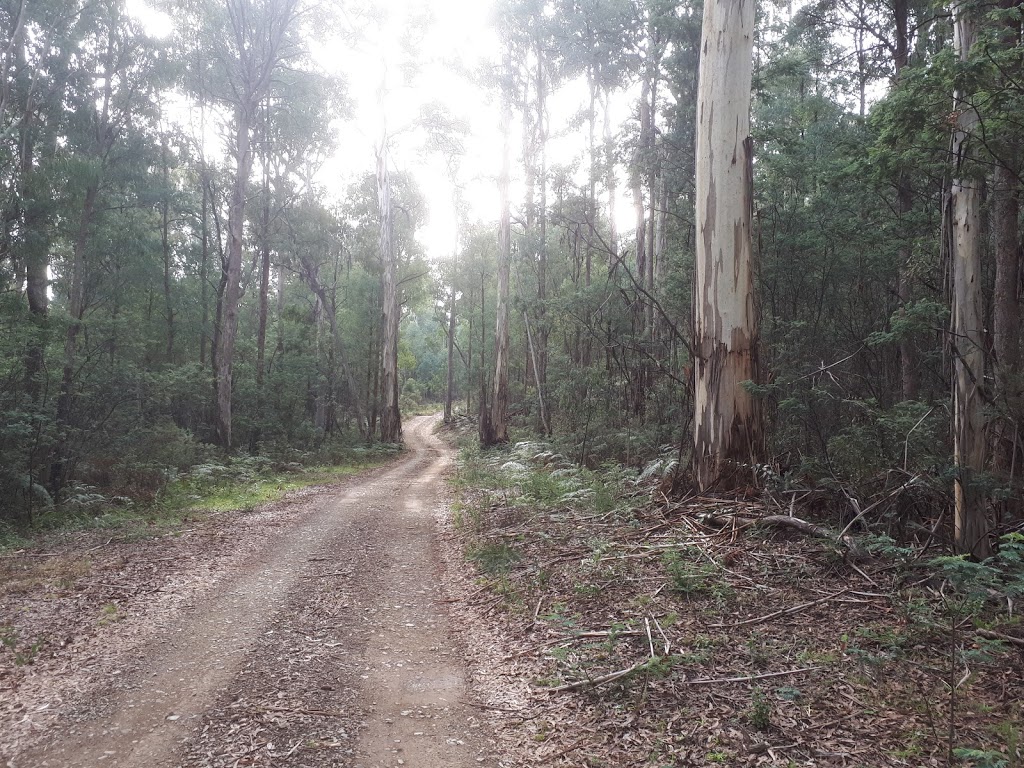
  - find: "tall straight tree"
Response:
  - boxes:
[209,0,300,451]
[692,0,761,491]
[950,0,990,559]
[376,136,401,443]
[483,86,513,447]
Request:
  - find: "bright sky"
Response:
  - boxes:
[312,0,505,259]
[126,0,639,261]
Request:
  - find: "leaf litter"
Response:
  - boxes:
[438,436,1024,767]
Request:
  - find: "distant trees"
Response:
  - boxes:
[0,0,441,523]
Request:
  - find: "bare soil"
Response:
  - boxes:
[1,415,496,768]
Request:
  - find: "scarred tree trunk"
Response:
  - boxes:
[377,142,402,443]
[950,2,991,559]
[692,0,762,492]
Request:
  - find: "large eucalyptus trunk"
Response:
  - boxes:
[950,3,991,559]
[377,143,402,443]
[692,0,762,492]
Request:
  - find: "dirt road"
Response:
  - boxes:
[6,415,495,768]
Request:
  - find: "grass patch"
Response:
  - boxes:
[2,447,400,553]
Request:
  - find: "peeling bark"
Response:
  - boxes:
[692,0,762,492]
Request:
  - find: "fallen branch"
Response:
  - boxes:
[977,629,1024,648]
[300,571,350,579]
[704,513,866,560]
[682,667,821,686]
[264,705,346,717]
[709,589,850,629]
[543,660,649,692]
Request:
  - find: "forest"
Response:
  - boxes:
[2,0,1022,556]
[2,0,1024,764]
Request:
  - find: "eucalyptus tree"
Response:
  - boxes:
[376,133,401,442]
[692,0,761,491]
[949,0,989,558]
[249,68,346,450]
[482,82,514,446]
[182,0,304,450]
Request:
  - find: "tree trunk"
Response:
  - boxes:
[251,127,272,453]
[444,285,456,423]
[893,0,918,401]
[485,99,512,446]
[692,0,762,492]
[377,143,402,443]
[536,45,549,431]
[950,3,991,559]
[992,163,1020,473]
[161,133,175,361]
[214,103,253,451]
[199,169,211,367]
[602,86,619,266]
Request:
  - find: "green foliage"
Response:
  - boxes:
[953,748,1010,768]
[662,550,721,598]
[747,687,772,731]
[468,543,521,576]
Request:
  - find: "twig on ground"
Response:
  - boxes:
[709,589,850,628]
[977,629,1024,648]
[543,660,649,692]
[682,667,821,686]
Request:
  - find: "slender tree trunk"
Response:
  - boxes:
[645,71,658,338]
[21,132,48,406]
[444,285,456,423]
[893,0,918,400]
[251,129,272,453]
[377,143,402,443]
[992,163,1020,473]
[485,99,512,446]
[215,103,253,451]
[536,46,549,429]
[692,0,762,492]
[991,0,1022,475]
[199,170,211,367]
[950,2,991,559]
[603,86,619,266]
[161,133,175,361]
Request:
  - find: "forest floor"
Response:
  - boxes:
[441,432,1024,768]
[0,414,496,768]
[3,417,1022,768]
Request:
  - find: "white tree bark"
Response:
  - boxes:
[951,2,991,559]
[377,140,402,443]
[486,97,513,446]
[692,0,761,491]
